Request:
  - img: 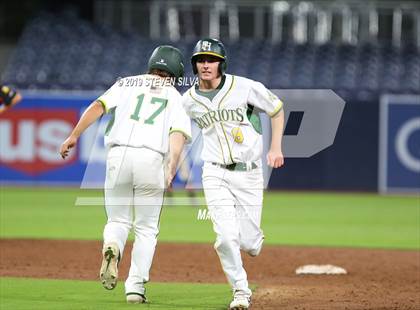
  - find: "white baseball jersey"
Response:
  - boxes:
[182,74,283,164]
[98,74,191,153]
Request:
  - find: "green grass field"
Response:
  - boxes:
[0,187,419,309]
[0,277,231,310]
[0,187,418,249]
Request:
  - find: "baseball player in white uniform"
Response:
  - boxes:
[182,38,285,310]
[60,45,191,304]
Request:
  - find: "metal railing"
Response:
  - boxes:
[93,0,420,46]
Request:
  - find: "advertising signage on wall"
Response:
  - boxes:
[379,95,420,194]
[0,92,106,185]
[1,90,346,189]
[0,92,201,188]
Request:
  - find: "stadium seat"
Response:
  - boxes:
[2,10,419,98]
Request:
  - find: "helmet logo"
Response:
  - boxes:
[157,58,167,65]
[201,41,212,51]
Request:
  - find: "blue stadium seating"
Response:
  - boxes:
[2,11,419,99]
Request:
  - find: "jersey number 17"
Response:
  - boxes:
[130,94,168,125]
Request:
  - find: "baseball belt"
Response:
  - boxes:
[211,162,258,171]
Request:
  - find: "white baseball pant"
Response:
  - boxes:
[202,161,264,296]
[103,146,164,296]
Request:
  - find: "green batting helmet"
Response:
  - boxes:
[191,38,227,75]
[148,45,184,79]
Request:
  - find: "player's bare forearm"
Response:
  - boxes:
[60,100,104,159]
[71,101,104,138]
[169,132,186,167]
[167,132,187,186]
[270,108,284,150]
[267,108,285,168]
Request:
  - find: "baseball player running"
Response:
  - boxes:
[182,38,284,310]
[60,45,191,304]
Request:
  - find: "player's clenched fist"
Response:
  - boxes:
[60,135,78,159]
[266,148,284,168]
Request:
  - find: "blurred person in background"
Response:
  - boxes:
[0,84,22,114]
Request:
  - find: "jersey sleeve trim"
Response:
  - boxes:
[169,128,192,143]
[97,99,108,113]
[268,100,284,117]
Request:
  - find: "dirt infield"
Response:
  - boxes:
[1,239,419,310]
